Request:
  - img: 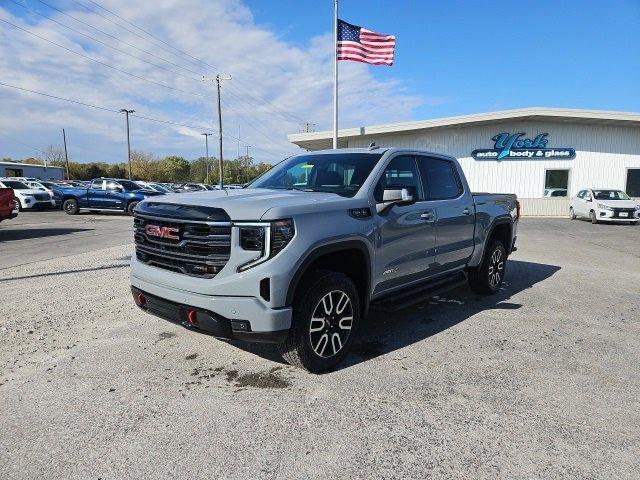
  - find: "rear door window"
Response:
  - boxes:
[417,157,462,200]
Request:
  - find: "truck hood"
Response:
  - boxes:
[144,188,362,221]
[595,199,639,209]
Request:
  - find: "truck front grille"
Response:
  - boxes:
[133,214,232,278]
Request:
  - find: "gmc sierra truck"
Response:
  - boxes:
[58,178,164,215]
[131,148,519,372]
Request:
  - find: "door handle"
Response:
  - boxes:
[420,212,435,221]
[462,208,472,215]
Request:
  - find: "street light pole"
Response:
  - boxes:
[120,109,135,179]
[201,133,213,184]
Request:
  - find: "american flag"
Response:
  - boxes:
[336,19,395,66]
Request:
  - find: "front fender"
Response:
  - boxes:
[285,237,374,315]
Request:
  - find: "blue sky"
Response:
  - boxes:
[1,0,639,164]
[246,0,640,118]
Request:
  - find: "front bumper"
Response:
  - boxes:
[596,209,639,221]
[22,200,54,209]
[130,274,292,342]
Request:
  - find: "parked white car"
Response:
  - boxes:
[0,179,55,210]
[570,189,640,224]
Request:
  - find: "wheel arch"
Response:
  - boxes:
[474,217,514,266]
[285,240,373,318]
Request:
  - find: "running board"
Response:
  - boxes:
[371,271,467,312]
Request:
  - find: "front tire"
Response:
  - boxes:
[63,198,79,215]
[14,197,23,212]
[569,207,576,220]
[468,240,507,295]
[278,270,360,373]
[589,210,598,224]
[126,201,138,216]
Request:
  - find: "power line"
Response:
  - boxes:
[69,0,210,73]
[9,0,205,84]
[0,19,207,98]
[78,0,307,124]
[0,134,48,156]
[0,82,284,157]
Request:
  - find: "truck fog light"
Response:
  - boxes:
[186,309,198,325]
[135,292,147,307]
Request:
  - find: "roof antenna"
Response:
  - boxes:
[368,142,378,150]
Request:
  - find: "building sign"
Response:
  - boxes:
[472,132,576,160]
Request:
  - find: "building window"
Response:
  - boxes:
[626,169,640,197]
[5,168,23,177]
[544,169,569,197]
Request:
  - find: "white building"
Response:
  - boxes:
[288,107,640,216]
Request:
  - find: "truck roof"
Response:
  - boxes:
[298,147,457,162]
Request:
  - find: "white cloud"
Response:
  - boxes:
[0,0,425,164]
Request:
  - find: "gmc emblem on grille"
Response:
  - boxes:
[145,224,180,240]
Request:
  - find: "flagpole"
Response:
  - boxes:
[332,0,338,149]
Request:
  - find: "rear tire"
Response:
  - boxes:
[126,201,138,216]
[569,207,576,220]
[278,270,360,373]
[589,210,598,224]
[468,240,507,295]
[63,198,79,215]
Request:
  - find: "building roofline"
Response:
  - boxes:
[288,107,640,150]
[0,161,65,169]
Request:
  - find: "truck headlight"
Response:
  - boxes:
[596,203,613,211]
[237,219,295,271]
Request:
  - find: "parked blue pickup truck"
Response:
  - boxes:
[59,178,165,215]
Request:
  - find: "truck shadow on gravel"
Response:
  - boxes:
[0,227,93,242]
[231,260,561,370]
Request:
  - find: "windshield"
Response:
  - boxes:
[151,184,173,193]
[2,181,29,189]
[592,190,630,200]
[118,180,142,191]
[248,152,384,197]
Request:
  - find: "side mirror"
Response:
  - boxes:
[377,187,415,213]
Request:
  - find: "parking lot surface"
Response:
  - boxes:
[1,216,639,479]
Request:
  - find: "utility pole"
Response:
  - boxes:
[120,108,135,179]
[203,74,231,188]
[62,128,70,180]
[245,145,250,158]
[201,133,213,184]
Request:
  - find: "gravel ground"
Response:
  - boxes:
[0,217,639,479]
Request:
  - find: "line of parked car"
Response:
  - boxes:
[0,177,246,220]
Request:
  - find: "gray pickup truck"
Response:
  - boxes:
[131,148,519,372]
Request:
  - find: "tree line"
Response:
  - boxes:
[2,146,273,184]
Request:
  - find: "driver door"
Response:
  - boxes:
[373,155,437,295]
